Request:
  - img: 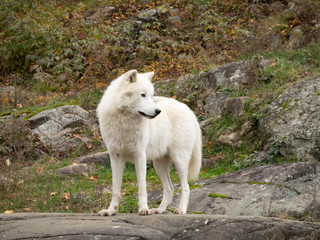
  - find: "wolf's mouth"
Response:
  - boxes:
[138,111,156,119]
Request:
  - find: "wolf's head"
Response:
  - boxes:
[118,70,161,119]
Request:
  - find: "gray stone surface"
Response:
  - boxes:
[204,92,230,117]
[138,8,165,21]
[172,162,320,220]
[56,163,95,176]
[1,213,319,240]
[203,57,271,90]
[259,76,320,161]
[86,6,115,21]
[75,152,110,166]
[28,105,96,155]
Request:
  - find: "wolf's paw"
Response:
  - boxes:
[138,208,152,215]
[173,208,186,214]
[98,209,116,216]
[150,208,166,214]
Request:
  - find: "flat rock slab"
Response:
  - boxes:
[1,213,320,240]
[172,162,320,220]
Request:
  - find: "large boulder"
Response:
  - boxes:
[85,6,115,21]
[172,162,320,221]
[203,92,230,117]
[203,57,271,90]
[1,213,319,240]
[28,105,98,156]
[259,76,320,161]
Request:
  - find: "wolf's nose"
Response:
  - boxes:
[155,108,161,116]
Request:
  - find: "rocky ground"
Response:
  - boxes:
[1,161,319,239]
[1,213,320,240]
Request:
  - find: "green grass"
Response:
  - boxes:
[1,157,225,214]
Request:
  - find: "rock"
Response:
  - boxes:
[28,105,96,156]
[74,152,110,165]
[1,213,319,240]
[204,92,230,117]
[259,76,320,161]
[56,152,109,175]
[215,121,254,148]
[86,6,115,21]
[223,97,249,117]
[287,27,304,49]
[172,162,320,221]
[56,163,95,176]
[203,57,271,90]
[138,8,164,21]
[204,93,249,119]
[216,130,240,147]
[240,120,254,136]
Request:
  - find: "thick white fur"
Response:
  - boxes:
[97,70,202,216]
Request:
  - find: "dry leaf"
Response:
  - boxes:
[62,193,71,202]
[36,166,44,176]
[23,208,32,212]
[29,64,39,73]
[49,157,56,164]
[4,210,14,214]
[87,174,98,181]
[50,192,57,196]
[5,159,11,167]
[17,180,24,186]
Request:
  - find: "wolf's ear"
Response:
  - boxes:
[144,72,154,80]
[125,70,137,83]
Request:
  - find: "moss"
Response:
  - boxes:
[208,193,229,199]
[249,181,273,185]
[188,210,205,214]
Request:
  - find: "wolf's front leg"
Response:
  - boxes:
[135,153,151,215]
[98,156,125,216]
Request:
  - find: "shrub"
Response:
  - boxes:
[0,117,46,167]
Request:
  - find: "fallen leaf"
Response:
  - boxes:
[62,193,71,202]
[29,64,39,73]
[87,174,98,181]
[4,210,14,214]
[17,180,24,186]
[5,159,11,167]
[49,157,56,164]
[23,208,32,212]
[36,166,44,176]
[50,192,57,196]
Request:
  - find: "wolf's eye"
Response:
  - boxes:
[141,93,146,97]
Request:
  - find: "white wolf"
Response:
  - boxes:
[96,70,202,216]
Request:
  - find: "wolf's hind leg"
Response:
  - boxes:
[172,152,191,214]
[151,157,174,214]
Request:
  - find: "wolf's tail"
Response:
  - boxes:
[188,121,202,181]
